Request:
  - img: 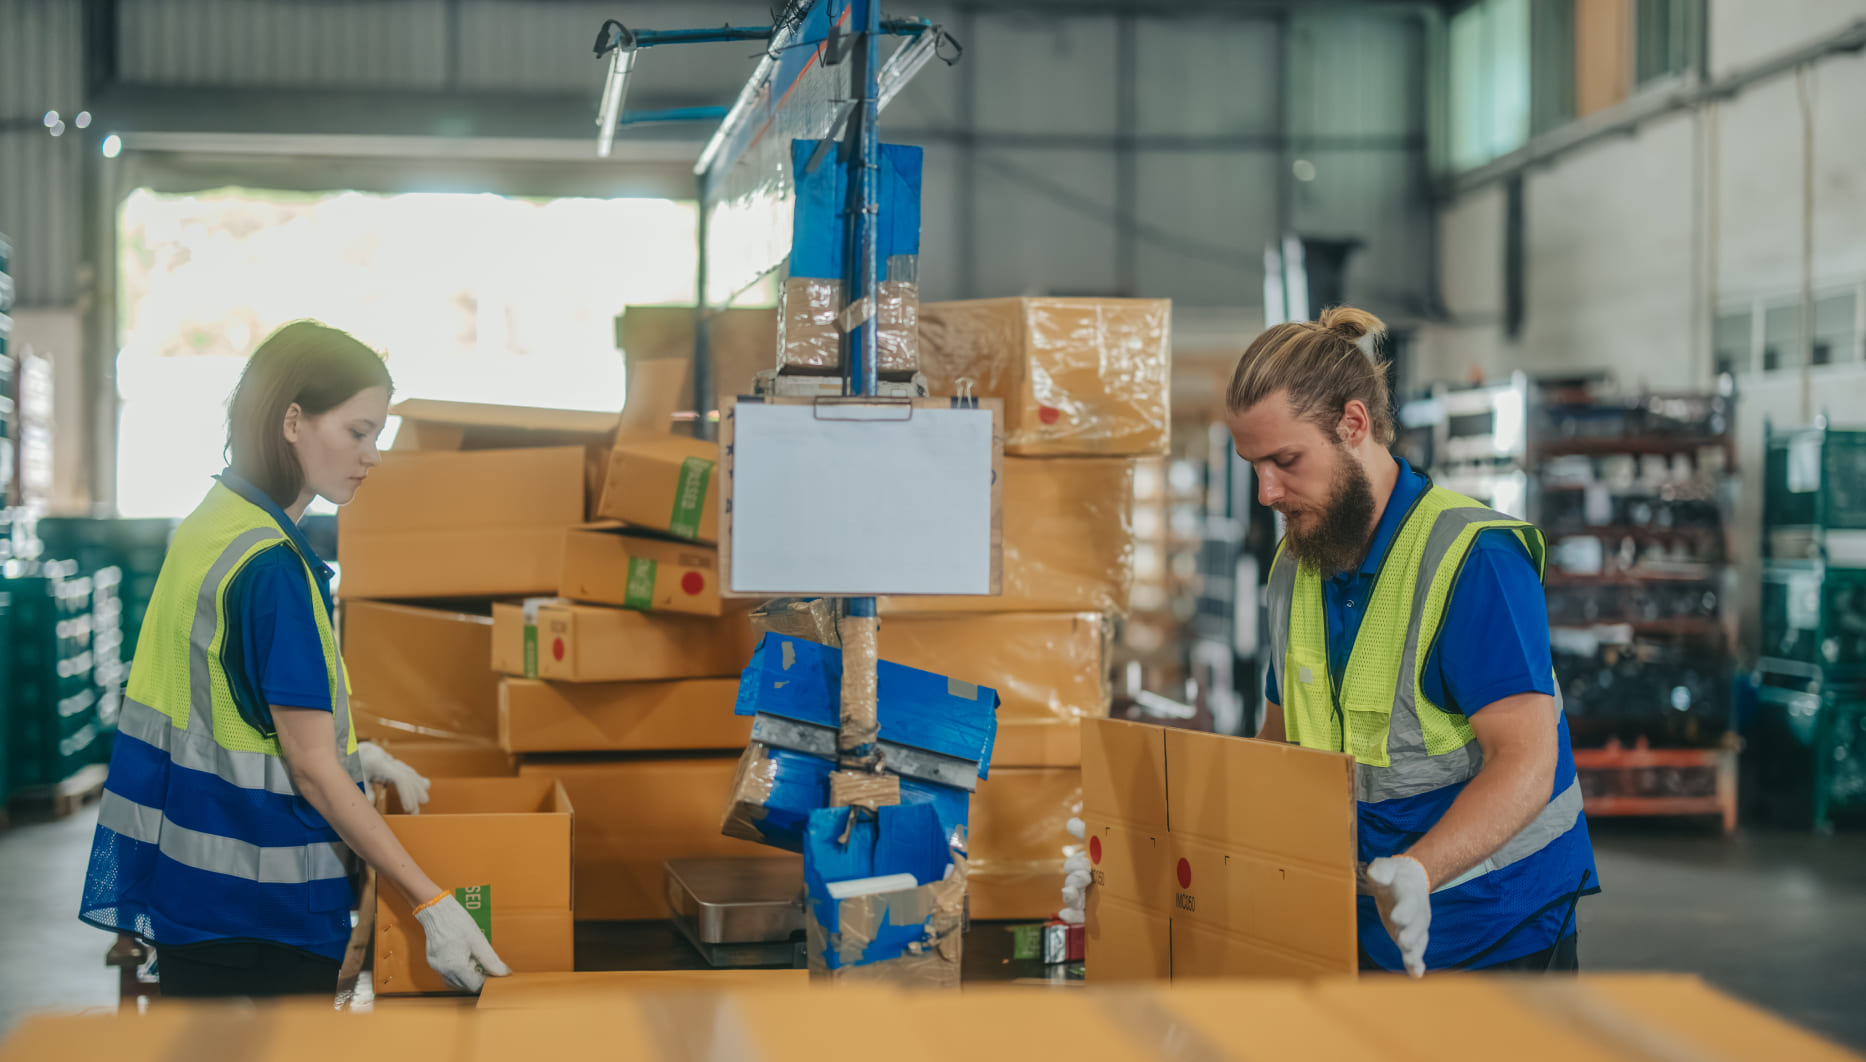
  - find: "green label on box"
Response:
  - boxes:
[623,556,658,611]
[455,884,492,942]
[1011,923,1043,961]
[522,625,539,678]
[669,457,714,540]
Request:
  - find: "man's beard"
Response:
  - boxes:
[1281,447,1377,577]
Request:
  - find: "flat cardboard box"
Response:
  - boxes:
[558,524,722,616]
[377,777,575,994]
[11,975,1863,1062]
[499,677,748,753]
[595,432,720,544]
[342,600,500,744]
[968,767,1083,921]
[881,613,1107,768]
[476,970,809,1010]
[1081,718,1358,982]
[919,297,1172,457]
[516,756,764,920]
[491,601,756,683]
[338,446,590,600]
[883,456,1136,614]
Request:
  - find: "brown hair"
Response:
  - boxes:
[1225,305,1394,446]
[226,321,392,507]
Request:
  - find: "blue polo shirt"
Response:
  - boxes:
[1265,459,1598,970]
[216,470,337,736]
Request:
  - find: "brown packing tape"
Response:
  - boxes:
[720,742,782,847]
[779,277,919,375]
[751,598,842,647]
[830,770,901,812]
[836,613,881,757]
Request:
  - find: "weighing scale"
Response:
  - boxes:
[665,857,807,969]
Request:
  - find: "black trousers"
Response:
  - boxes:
[157,940,341,999]
[1359,934,1580,974]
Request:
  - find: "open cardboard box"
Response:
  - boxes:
[376,776,575,994]
[1082,718,1359,981]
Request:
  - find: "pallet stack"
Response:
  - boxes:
[3,563,102,799]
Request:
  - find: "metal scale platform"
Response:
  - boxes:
[664,857,807,969]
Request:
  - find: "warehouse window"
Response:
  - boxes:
[1712,308,1753,378]
[115,187,712,519]
[1448,0,1533,171]
[1634,0,1698,86]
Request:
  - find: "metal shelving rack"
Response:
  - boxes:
[1752,420,1866,831]
[1529,390,1739,832]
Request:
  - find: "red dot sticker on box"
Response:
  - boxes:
[681,571,705,595]
[552,637,566,662]
[1089,836,1102,865]
[1038,406,1062,425]
[1177,858,1192,889]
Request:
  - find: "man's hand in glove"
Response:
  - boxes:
[414,893,510,993]
[357,742,430,814]
[1365,855,1431,978]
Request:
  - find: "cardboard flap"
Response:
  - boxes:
[1081,719,1168,828]
[390,399,619,451]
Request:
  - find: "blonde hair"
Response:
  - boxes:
[1225,305,1394,446]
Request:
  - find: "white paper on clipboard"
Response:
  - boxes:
[726,399,998,596]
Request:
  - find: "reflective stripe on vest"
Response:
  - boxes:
[1266,484,1573,887]
[96,788,349,884]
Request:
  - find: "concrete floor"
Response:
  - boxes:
[2,808,1864,1050]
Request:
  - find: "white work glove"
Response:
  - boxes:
[1365,855,1432,978]
[1059,817,1090,925]
[357,742,430,814]
[414,894,510,993]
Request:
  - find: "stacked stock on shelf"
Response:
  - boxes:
[1529,389,1739,831]
[1751,421,1866,831]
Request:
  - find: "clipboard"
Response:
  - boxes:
[719,394,1004,597]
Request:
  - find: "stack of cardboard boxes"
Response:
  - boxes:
[888,296,1172,919]
[336,395,768,981]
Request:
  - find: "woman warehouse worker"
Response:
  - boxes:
[79,321,508,997]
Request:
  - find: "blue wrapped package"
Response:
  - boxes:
[720,632,999,855]
[801,802,966,985]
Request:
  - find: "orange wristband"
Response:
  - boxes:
[413,889,451,915]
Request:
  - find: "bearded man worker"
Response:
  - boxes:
[1226,305,1597,977]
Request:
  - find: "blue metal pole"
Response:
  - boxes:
[850,0,881,399]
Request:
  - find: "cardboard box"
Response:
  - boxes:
[881,613,1108,768]
[1081,718,1358,982]
[499,677,748,753]
[338,446,590,600]
[594,432,720,544]
[558,524,721,616]
[342,600,501,744]
[779,276,919,375]
[12,975,1863,1062]
[968,767,1083,921]
[883,457,1136,615]
[491,602,756,683]
[919,297,1172,457]
[614,305,778,422]
[389,399,619,454]
[516,757,763,920]
[476,969,808,1010]
[378,740,517,778]
[376,777,575,994]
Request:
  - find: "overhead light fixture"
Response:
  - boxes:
[43,110,58,128]
[594,20,638,158]
[75,111,91,129]
[49,120,65,137]
[101,134,121,158]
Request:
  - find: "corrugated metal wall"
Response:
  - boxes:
[0,0,86,307]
